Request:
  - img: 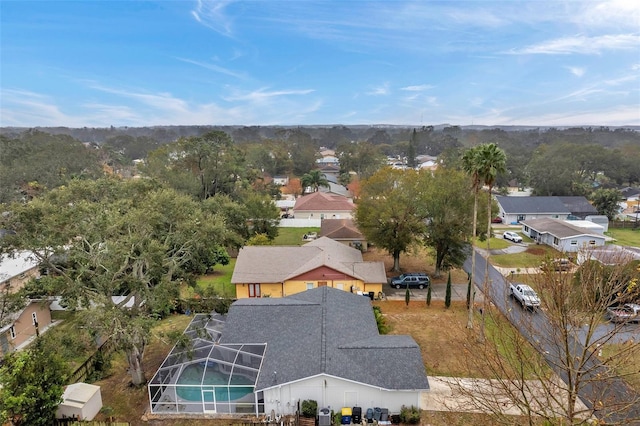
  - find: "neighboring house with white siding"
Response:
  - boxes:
[148,287,429,416]
[496,196,598,224]
[520,218,606,253]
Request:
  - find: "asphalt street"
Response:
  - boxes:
[464,251,640,425]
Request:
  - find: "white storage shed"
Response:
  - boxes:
[56,382,103,421]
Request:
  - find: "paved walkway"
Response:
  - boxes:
[421,376,591,419]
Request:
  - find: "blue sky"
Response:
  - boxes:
[1,0,638,127]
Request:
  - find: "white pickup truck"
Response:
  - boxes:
[509,283,540,309]
[606,303,640,323]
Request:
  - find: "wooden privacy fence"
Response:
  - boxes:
[55,419,129,426]
[68,337,116,384]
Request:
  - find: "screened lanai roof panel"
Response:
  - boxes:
[149,311,266,394]
[230,366,259,384]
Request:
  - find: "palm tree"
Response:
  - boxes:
[300,169,330,194]
[461,146,482,329]
[475,143,507,341]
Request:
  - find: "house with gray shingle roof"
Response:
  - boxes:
[495,195,597,224]
[148,287,429,416]
[520,218,605,253]
[231,237,385,298]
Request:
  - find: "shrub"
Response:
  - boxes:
[399,405,420,424]
[301,399,317,418]
[372,305,388,334]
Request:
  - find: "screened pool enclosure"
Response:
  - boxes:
[148,313,266,414]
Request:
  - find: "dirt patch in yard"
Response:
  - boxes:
[376,300,484,377]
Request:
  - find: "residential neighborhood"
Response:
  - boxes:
[1,126,639,425]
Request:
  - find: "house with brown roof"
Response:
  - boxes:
[320,218,368,251]
[293,191,354,219]
[231,237,386,299]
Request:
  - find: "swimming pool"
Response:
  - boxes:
[176,363,254,402]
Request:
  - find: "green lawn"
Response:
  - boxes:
[273,227,321,246]
[606,228,640,247]
[188,259,237,298]
[490,245,563,268]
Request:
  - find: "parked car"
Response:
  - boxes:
[503,231,523,243]
[606,303,640,323]
[541,258,573,272]
[491,217,503,223]
[390,273,431,289]
[509,283,540,309]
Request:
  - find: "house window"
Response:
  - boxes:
[320,214,325,219]
[571,240,577,245]
[517,215,525,222]
[306,283,314,290]
[32,312,38,325]
[9,326,16,339]
[248,284,261,298]
[336,283,344,290]
[524,226,529,232]
[553,237,559,245]
[589,240,596,245]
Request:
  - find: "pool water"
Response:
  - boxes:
[176,363,254,402]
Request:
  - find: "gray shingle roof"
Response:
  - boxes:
[521,218,603,239]
[496,196,570,215]
[557,196,598,217]
[220,287,430,392]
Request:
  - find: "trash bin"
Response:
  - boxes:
[352,406,362,424]
[318,407,331,426]
[341,407,352,425]
[373,407,382,421]
[380,408,389,422]
[366,408,374,423]
[368,291,374,300]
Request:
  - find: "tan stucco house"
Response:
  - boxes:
[0,299,53,357]
[231,237,386,298]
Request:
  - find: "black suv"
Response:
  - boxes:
[390,273,431,289]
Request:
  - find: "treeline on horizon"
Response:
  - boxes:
[1,125,639,205]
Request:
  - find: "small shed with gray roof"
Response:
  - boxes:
[520,218,606,253]
[149,286,430,416]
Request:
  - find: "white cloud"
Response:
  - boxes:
[401,84,435,92]
[176,57,247,79]
[576,0,640,30]
[191,0,236,37]
[507,34,640,55]
[223,87,315,103]
[566,66,585,77]
[0,89,74,126]
[367,83,390,96]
